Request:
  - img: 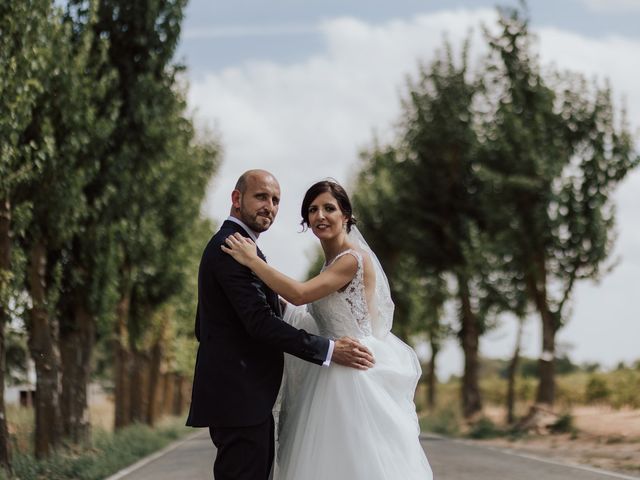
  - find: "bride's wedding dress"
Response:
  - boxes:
[274,233,433,479]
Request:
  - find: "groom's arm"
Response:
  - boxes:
[281,300,334,366]
[213,249,330,366]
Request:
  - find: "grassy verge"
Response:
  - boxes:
[0,416,192,480]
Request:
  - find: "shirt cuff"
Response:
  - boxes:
[322,340,335,367]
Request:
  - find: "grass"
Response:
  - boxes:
[420,406,461,437]
[416,366,640,441]
[0,416,191,480]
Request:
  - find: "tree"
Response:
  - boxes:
[13,1,116,456]
[0,0,101,459]
[38,0,122,446]
[84,0,196,428]
[477,7,638,406]
[417,274,449,410]
[353,144,450,409]
[352,146,415,341]
[0,0,53,466]
[127,126,219,426]
[392,42,489,418]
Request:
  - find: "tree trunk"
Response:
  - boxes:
[536,306,556,405]
[173,374,186,416]
[162,372,174,416]
[129,349,149,424]
[114,291,132,429]
[426,339,439,410]
[146,340,163,426]
[27,240,63,458]
[60,300,95,445]
[457,272,482,418]
[0,196,12,471]
[506,318,524,424]
[527,258,556,406]
[391,292,410,343]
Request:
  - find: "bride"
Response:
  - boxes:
[222,180,433,479]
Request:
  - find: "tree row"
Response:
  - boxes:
[0,0,219,470]
[352,6,638,422]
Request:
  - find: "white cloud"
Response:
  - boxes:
[187,9,640,377]
[581,0,640,13]
[183,24,320,39]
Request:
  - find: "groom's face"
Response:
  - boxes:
[233,173,281,233]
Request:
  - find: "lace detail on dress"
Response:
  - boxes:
[309,249,373,339]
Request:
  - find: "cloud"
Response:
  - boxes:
[580,0,640,13]
[183,24,321,39]
[187,9,640,376]
[188,8,497,270]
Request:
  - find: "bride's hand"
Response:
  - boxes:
[221,233,259,267]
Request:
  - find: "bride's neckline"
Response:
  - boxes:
[324,247,357,267]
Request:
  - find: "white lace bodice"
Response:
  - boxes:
[308,249,373,339]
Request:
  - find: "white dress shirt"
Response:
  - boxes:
[226,216,334,366]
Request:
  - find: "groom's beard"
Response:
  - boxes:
[239,207,274,233]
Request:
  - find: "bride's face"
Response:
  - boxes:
[308,192,349,240]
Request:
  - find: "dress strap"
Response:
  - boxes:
[328,249,363,267]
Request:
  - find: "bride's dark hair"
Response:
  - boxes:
[300,180,357,233]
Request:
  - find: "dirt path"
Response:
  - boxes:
[479,406,640,476]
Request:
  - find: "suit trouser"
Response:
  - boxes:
[209,415,275,480]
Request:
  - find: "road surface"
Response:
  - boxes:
[107,430,640,480]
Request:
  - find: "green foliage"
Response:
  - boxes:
[305,246,325,280]
[468,417,504,439]
[355,3,638,412]
[0,0,53,320]
[80,0,221,357]
[549,413,575,434]
[476,362,640,408]
[4,325,29,385]
[476,7,638,386]
[584,374,611,404]
[0,0,52,196]
[2,418,189,480]
[420,406,461,436]
[1,0,220,459]
[608,368,640,409]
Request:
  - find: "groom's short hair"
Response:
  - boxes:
[234,173,249,194]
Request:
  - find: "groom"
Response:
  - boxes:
[186,169,375,480]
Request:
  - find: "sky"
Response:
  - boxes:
[176,0,640,378]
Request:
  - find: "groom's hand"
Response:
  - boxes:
[332,337,375,370]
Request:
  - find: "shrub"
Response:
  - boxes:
[549,413,575,434]
[468,417,503,439]
[610,369,640,408]
[420,406,460,436]
[585,375,611,404]
[4,417,190,480]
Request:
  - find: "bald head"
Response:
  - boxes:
[230,170,281,233]
[234,169,279,194]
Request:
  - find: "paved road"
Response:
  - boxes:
[111,430,640,480]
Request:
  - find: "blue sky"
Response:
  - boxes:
[177,0,640,74]
[177,0,640,377]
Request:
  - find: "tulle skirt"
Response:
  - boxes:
[273,333,433,480]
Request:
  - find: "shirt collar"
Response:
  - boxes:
[226,216,260,243]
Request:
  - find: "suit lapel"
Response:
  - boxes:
[255,248,279,313]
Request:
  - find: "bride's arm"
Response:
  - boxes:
[221,233,357,306]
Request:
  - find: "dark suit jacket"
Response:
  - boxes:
[186,220,330,428]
